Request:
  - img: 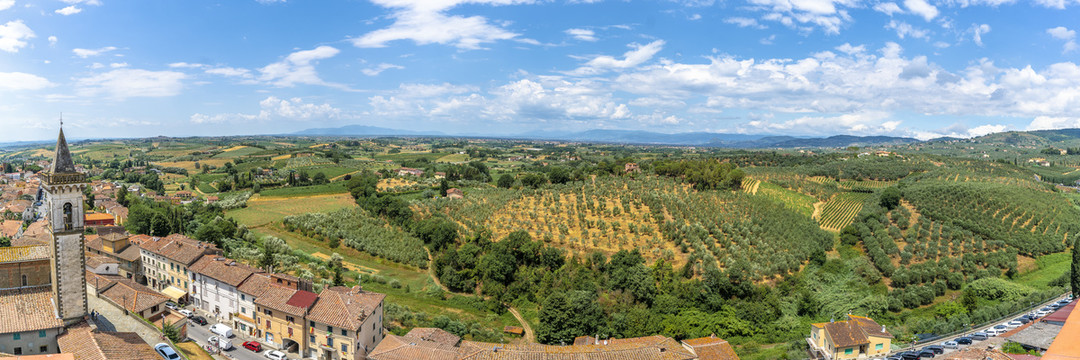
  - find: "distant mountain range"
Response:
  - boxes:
[292,125,921,148]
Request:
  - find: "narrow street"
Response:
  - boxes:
[186,316,268,360]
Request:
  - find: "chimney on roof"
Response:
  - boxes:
[882,325,886,333]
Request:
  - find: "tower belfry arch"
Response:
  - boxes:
[41,124,89,325]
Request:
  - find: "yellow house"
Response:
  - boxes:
[808,315,892,359]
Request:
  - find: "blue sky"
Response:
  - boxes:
[1,0,1080,142]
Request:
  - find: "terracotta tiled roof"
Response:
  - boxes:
[138,233,218,266]
[0,245,50,263]
[189,255,262,287]
[848,315,893,338]
[255,285,309,316]
[21,220,48,238]
[57,321,159,360]
[127,234,153,246]
[85,271,121,290]
[681,336,740,360]
[823,321,868,348]
[0,286,63,333]
[0,219,20,237]
[368,334,474,360]
[12,233,50,247]
[85,252,118,269]
[238,273,274,297]
[456,336,698,360]
[406,328,461,346]
[85,236,140,262]
[99,279,169,314]
[307,286,385,330]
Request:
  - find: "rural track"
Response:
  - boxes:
[507,307,535,343]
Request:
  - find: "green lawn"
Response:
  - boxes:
[259,182,348,197]
[1013,252,1071,290]
[226,193,356,227]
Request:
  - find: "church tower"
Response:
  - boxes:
[42,127,88,325]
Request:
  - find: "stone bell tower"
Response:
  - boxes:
[42,127,88,325]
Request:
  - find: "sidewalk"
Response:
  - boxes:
[86,284,166,347]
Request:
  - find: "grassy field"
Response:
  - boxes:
[155,158,233,172]
[374,152,438,163]
[757,181,816,218]
[1013,252,1071,290]
[435,153,470,163]
[226,193,356,227]
[258,182,348,197]
[176,342,214,360]
[213,146,265,158]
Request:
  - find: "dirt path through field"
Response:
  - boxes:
[311,252,381,274]
[811,201,823,220]
[330,170,361,182]
[508,307,535,343]
[248,193,346,202]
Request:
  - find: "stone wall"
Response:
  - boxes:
[0,260,51,288]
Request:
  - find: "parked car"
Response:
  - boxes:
[942,341,959,349]
[243,341,262,352]
[956,337,973,345]
[190,316,207,326]
[971,332,988,341]
[164,301,179,311]
[154,343,181,360]
[178,309,193,318]
[210,323,233,338]
[1016,317,1030,324]
[985,328,1003,336]
[887,356,903,360]
[900,352,921,360]
[1007,320,1023,328]
[265,350,288,360]
[918,350,936,358]
[924,345,944,354]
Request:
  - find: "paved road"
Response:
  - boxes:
[87,285,166,347]
[185,313,267,360]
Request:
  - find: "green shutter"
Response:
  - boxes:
[844,348,853,355]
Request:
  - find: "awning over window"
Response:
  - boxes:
[162,286,187,302]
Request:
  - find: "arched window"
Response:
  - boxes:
[21,274,28,287]
[63,202,73,231]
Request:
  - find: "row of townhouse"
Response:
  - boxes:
[134,232,388,360]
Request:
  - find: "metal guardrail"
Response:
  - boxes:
[887,292,1070,356]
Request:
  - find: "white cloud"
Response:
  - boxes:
[259,46,346,88]
[746,0,857,34]
[740,111,899,136]
[903,0,938,21]
[72,46,117,58]
[190,96,343,123]
[0,72,53,90]
[886,20,929,39]
[1028,116,1080,130]
[835,43,865,54]
[565,28,597,41]
[725,17,766,29]
[168,62,206,68]
[60,0,101,5]
[48,36,57,46]
[1047,26,1079,53]
[75,69,186,99]
[1034,0,1080,9]
[0,20,34,53]
[206,66,253,78]
[0,0,14,11]
[109,62,128,68]
[568,40,665,76]
[55,5,81,15]
[361,63,404,76]
[873,2,903,15]
[352,0,531,50]
[971,23,991,46]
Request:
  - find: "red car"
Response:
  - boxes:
[242,341,262,352]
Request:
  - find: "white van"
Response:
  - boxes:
[210,324,233,338]
[208,335,233,350]
[985,328,1004,336]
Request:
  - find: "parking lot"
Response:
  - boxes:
[883,294,1073,359]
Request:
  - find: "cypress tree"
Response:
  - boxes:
[1072,237,1080,298]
